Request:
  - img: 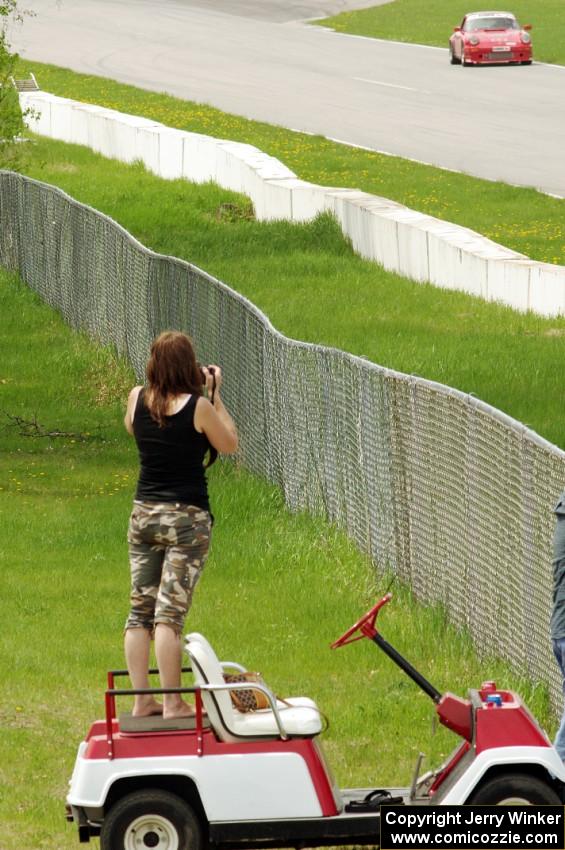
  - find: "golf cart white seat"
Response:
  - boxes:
[185,633,323,743]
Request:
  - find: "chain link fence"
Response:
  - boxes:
[2,170,565,706]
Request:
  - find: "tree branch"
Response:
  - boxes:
[2,410,105,441]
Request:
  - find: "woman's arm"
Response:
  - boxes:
[124,386,143,435]
[194,367,238,454]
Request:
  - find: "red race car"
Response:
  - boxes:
[449,11,532,66]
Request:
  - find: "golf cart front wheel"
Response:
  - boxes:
[467,772,561,805]
[100,789,202,850]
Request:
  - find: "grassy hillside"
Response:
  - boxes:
[15,59,565,268]
[2,265,553,849]
[18,134,565,450]
[2,60,563,849]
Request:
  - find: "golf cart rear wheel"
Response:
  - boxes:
[101,789,202,850]
[467,772,561,805]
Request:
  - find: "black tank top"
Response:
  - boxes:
[133,389,210,512]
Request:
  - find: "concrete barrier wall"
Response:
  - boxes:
[21,90,565,317]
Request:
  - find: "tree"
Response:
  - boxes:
[0,1,26,168]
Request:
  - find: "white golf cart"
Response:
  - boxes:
[66,594,565,849]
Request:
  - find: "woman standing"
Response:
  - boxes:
[123,331,238,719]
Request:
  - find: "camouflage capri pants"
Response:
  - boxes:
[125,501,211,635]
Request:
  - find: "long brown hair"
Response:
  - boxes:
[145,331,202,427]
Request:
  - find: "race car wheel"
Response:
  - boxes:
[466,773,561,806]
[521,60,532,65]
[449,47,460,65]
[100,789,202,850]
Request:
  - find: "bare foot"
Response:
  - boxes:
[132,699,163,717]
[163,699,195,720]
[163,700,207,721]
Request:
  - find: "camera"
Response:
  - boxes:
[199,365,216,385]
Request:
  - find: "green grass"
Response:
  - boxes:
[18,134,565,449]
[3,57,564,850]
[317,0,565,66]
[15,60,565,267]
[0,265,555,849]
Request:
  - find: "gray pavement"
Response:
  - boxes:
[10,0,565,196]
[155,0,388,23]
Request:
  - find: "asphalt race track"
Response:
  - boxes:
[10,0,565,196]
